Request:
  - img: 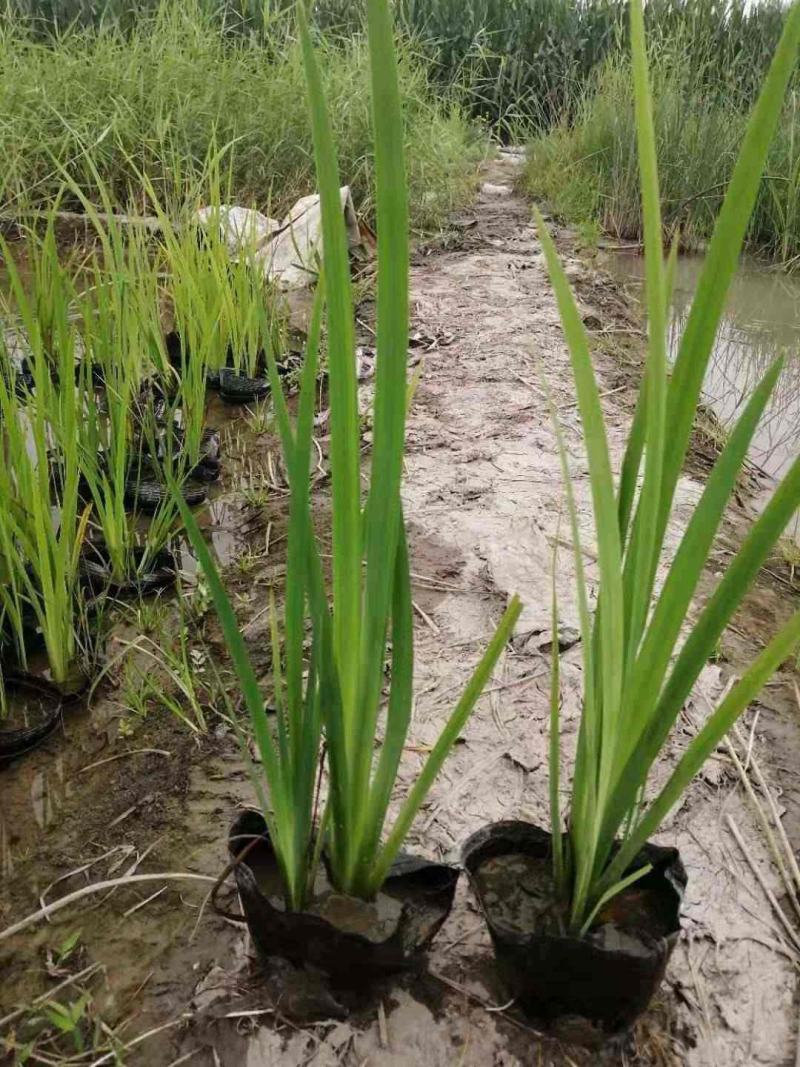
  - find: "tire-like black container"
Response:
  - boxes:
[79,545,177,599]
[229,810,459,985]
[14,359,36,399]
[0,673,72,761]
[215,367,270,404]
[462,821,685,1042]
[167,332,270,403]
[124,460,208,513]
[134,427,222,485]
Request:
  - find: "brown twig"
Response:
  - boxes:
[77,749,172,774]
[0,874,217,945]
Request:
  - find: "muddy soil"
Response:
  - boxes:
[3,151,800,1066]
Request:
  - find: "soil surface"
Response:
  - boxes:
[3,150,800,1066]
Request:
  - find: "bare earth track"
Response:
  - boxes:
[2,153,800,1066]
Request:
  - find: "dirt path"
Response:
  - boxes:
[375,153,800,1066]
[3,153,800,1066]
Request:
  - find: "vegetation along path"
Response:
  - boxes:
[3,151,800,1066]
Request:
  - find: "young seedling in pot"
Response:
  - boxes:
[175,0,521,980]
[75,247,182,589]
[0,297,89,690]
[463,0,800,1039]
[158,206,272,406]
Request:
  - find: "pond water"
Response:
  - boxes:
[605,252,800,482]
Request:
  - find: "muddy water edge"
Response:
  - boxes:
[2,155,800,1065]
[606,249,800,483]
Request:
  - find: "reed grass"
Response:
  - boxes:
[7,0,785,133]
[0,0,481,232]
[526,32,800,266]
[541,0,800,933]
[177,0,521,910]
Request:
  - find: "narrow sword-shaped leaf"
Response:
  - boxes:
[620,0,668,666]
[350,0,413,879]
[549,544,564,894]
[368,595,522,894]
[597,357,785,862]
[354,515,414,886]
[298,0,362,733]
[173,488,305,906]
[598,607,800,898]
[534,206,625,846]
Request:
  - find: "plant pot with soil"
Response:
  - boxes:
[175,0,521,986]
[79,541,177,599]
[462,821,685,1042]
[463,1,800,1041]
[0,672,65,760]
[228,809,460,983]
[0,670,88,762]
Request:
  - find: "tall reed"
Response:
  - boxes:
[177,0,521,910]
[541,0,800,932]
[0,248,88,685]
[527,31,800,265]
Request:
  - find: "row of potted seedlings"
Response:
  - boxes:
[181,0,800,1045]
[0,209,283,759]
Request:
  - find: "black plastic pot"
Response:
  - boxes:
[79,544,177,599]
[215,367,270,404]
[228,810,459,985]
[0,672,77,762]
[14,359,36,399]
[164,330,184,371]
[462,821,685,1042]
[134,427,222,485]
[0,592,58,668]
[124,456,208,513]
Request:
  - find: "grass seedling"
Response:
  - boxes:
[76,236,182,583]
[156,216,225,462]
[176,0,521,910]
[116,629,211,735]
[0,285,88,686]
[540,0,800,935]
[221,250,279,380]
[77,258,142,583]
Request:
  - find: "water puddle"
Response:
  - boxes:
[606,252,800,481]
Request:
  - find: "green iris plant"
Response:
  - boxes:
[177,0,521,910]
[542,0,800,934]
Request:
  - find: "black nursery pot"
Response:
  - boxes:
[134,426,222,485]
[79,544,177,599]
[124,457,208,513]
[462,821,686,1042]
[0,672,78,761]
[214,366,270,404]
[229,810,459,985]
[167,331,271,404]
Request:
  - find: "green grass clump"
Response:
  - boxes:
[7,0,788,135]
[0,244,88,686]
[541,0,800,932]
[177,0,521,910]
[525,31,800,266]
[0,0,481,232]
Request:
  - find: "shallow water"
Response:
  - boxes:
[606,252,800,481]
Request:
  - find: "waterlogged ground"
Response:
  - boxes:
[3,154,800,1065]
